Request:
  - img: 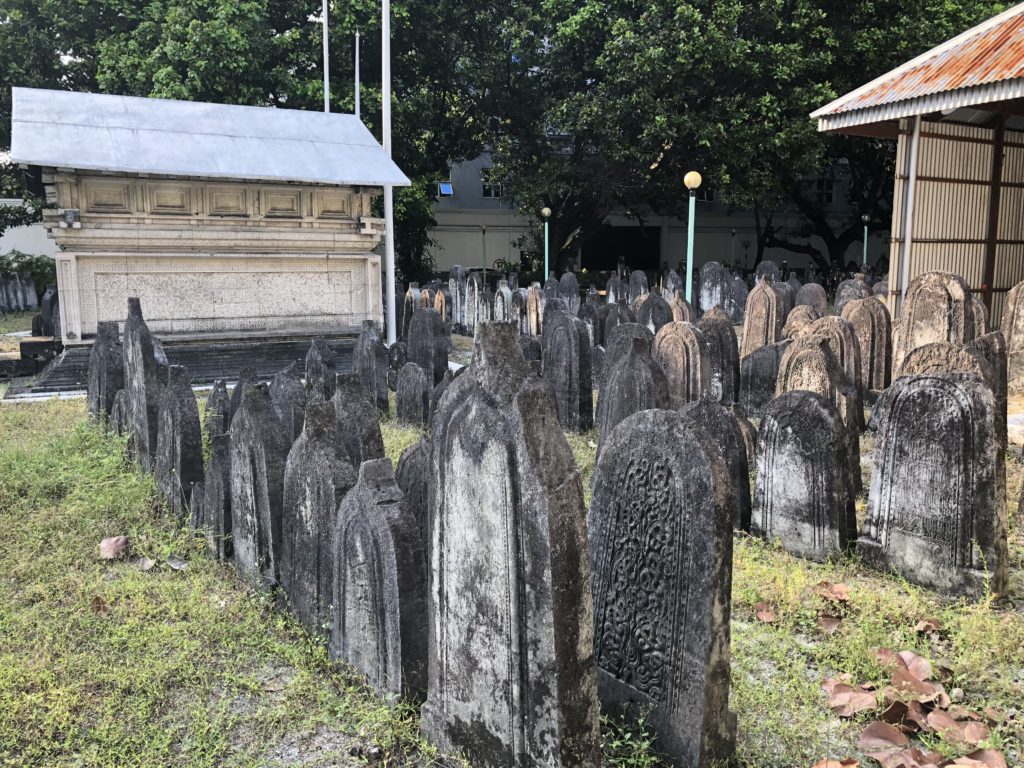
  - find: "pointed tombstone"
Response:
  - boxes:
[281,400,357,637]
[527,282,546,337]
[543,272,559,299]
[577,301,600,347]
[589,409,737,766]
[653,321,711,408]
[892,271,975,375]
[739,340,792,420]
[669,295,696,323]
[834,273,873,315]
[807,315,866,416]
[201,433,232,560]
[541,309,593,432]
[795,282,828,314]
[110,389,130,437]
[230,382,291,588]
[698,307,740,405]
[402,283,421,340]
[860,374,1007,597]
[596,335,670,456]
[558,272,581,316]
[123,297,168,471]
[606,273,623,304]
[355,321,390,416]
[753,391,855,562]
[783,305,821,339]
[493,279,514,322]
[87,321,124,424]
[388,341,407,392]
[681,399,752,532]
[229,367,258,423]
[636,291,673,334]
[449,265,468,332]
[305,339,337,402]
[428,369,456,426]
[395,437,430,550]
[604,322,654,374]
[332,458,427,700]
[396,362,430,427]
[740,279,785,359]
[407,307,449,387]
[204,379,230,439]
[699,261,729,314]
[842,297,892,393]
[155,365,205,519]
[434,287,448,323]
[628,269,649,303]
[331,374,385,466]
[512,288,530,336]
[422,323,601,766]
[725,275,748,324]
[603,302,634,342]
[1002,277,1024,393]
[270,361,307,444]
[971,295,989,336]
[732,404,758,468]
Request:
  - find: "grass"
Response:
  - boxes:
[0,311,34,354]
[2,395,1023,767]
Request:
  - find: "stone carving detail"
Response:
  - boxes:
[754,391,855,561]
[407,307,449,387]
[331,374,386,466]
[123,298,168,471]
[270,361,307,444]
[421,322,601,767]
[842,297,892,393]
[653,321,710,408]
[740,279,785,359]
[698,308,740,405]
[795,283,828,314]
[589,409,736,767]
[155,364,204,519]
[396,362,430,427]
[892,271,975,375]
[542,309,594,432]
[355,322,390,416]
[87,321,125,424]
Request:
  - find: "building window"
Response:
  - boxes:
[437,181,454,197]
[696,187,715,203]
[815,177,835,205]
[481,168,502,199]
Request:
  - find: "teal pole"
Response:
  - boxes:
[544,221,549,280]
[482,225,487,286]
[685,190,696,303]
[862,224,868,267]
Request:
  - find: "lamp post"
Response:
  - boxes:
[683,171,702,303]
[861,213,870,268]
[481,224,488,287]
[730,228,736,268]
[541,207,552,281]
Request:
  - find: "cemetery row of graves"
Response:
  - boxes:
[4,261,1023,767]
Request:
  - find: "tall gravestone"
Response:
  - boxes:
[628,269,649,303]
[834,274,872,315]
[596,336,670,456]
[542,309,593,432]
[494,280,514,323]
[397,362,430,427]
[795,282,828,314]
[740,279,785,359]
[355,321,390,416]
[860,374,1007,597]
[807,315,866,422]
[725,276,748,324]
[558,272,581,316]
[637,291,673,334]
[604,322,655,374]
[230,382,291,588]
[603,302,634,343]
[87,321,125,424]
[663,270,684,302]
[200,433,232,560]
[783,305,820,339]
[754,391,855,561]
[395,437,430,549]
[732,404,757,468]
[892,271,975,375]
[434,288,448,324]
[653,321,710,408]
[513,288,530,336]
[305,339,337,402]
[681,399,752,532]
[388,341,407,392]
[577,300,600,347]
[606,273,623,304]
[449,266,468,333]
[739,340,792,419]
[333,459,427,700]
[408,307,449,387]
[589,409,736,766]
[429,369,456,427]
[422,323,601,767]
[155,365,205,519]
[229,367,257,423]
[403,283,421,340]
[842,297,892,393]
[544,272,560,299]
[204,379,231,438]
[699,261,729,314]
[281,401,357,637]
[1002,277,1024,393]
[755,260,780,284]
[698,308,740,405]
[526,283,545,337]
[332,374,386,466]
[270,361,307,444]
[123,298,168,471]
[111,389,130,437]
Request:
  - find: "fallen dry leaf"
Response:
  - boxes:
[818,615,842,635]
[961,721,990,746]
[99,536,130,560]
[817,582,851,602]
[896,651,934,681]
[822,674,854,695]
[859,721,909,759]
[755,602,777,623]
[880,700,931,734]
[947,705,981,722]
[811,760,859,768]
[90,595,108,614]
[915,618,943,634]
[927,709,978,748]
[982,707,1004,726]
[828,684,877,718]
[960,749,1007,768]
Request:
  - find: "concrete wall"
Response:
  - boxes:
[0,199,58,256]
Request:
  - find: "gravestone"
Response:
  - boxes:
[596,335,670,456]
[200,433,232,560]
[841,297,892,393]
[402,283,421,340]
[87,321,125,424]
[739,340,792,419]
[230,382,291,588]
[110,389,130,437]
[542,310,593,432]
[732,404,757,468]
[725,276,748,324]
[449,265,468,332]
[589,409,736,766]
[395,437,430,549]
[636,291,673,334]
[603,302,634,343]
[520,336,542,363]
[420,287,435,312]
[204,379,230,438]
[155,364,204,519]
[628,269,649,303]
[755,260,780,283]
[392,281,405,343]
[739,279,785,359]
[699,261,729,314]
[229,367,258,423]
[663,270,684,302]
[591,345,606,386]
[604,322,655,374]
[332,374,386,466]
[397,362,430,427]
[577,301,601,347]
[388,341,407,392]
[544,272,560,299]
[408,307,449,387]
[653,321,711,408]
[558,272,581,316]
[971,296,989,336]
[270,361,307,444]
[527,282,545,337]
[422,322,601,766]
[787,274,802,295]
[281,400,357,637]
[434,288,448,323]
[333,459,427,700]
[773,280,795,323]
[429,369,456,426]
[669,296,695,323]
[39,284,58,336]
[493,280,514,323]
[892,271,975,375]
[860,374,1007,597]
[512,288,530,336]
[754,391,855,561]
[305,339,337,402]
[834,274,873,315]
[681,399,752,532]
[783,305,820,339]
[874,279,888,298]
[123,298,169,471]
[606,273,623,304]
[543,297,568,328]
[698,308,740,405]
[807,315,866,412]
[355,322,390,416]
[795,282,828,314]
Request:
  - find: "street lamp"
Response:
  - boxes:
[541,207,552,281]
[861,213,870,268]
[481,224,488,288]
[683,171,702,303]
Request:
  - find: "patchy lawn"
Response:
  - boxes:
[0,310,34,354]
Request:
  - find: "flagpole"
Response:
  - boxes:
[354,30,361,119]
[322,0,330,112]
[383,0,396,345]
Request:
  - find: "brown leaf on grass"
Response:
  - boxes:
[859,721,910,759]
[755,602,776,623]
[90,595,109,614]
[817,615,842,634]
[874,648,897,667]
[982,707,1004,726]
[828,684,877,717]
[817,581,851,602]
[927,709,981,748]
[959,749,1007,768]
[99,535,130,560]
[915,618,943,634]
[811,760,859,768]
[961,722,990,745]
[896,651,934,681]
[880,700,932,734]
[822,674,854,695]
[890,668,946,706]
[947,705,982,722]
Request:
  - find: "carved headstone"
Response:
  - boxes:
[834,274,873,316]
[589,409,736,766]
[402,283,421,340]
[603,302,634,343]
[783,305,820,339]
[204,379,230,438]
[229,367,258,422]
[669,295,695,323]
[155,364,204,519]
[493,279,514,323]
[739,340,792,419]
[681,399,752,532]
[604,322,654,374]
[388,341,407,392]
[123,298,168,471]
[807,315,866,413]
[653,321,711,408]
[421,323,601,766]
[270,361,307,444]
[87,321,124,424]
[526,282,545,337]
[971,296,989,336]
[305,338,337,402]
[663,269,684,302]
[725,276,748,324]
[558,272,581,316]
[596,336,670,455]
[699,261,729,314]
[842,297,892,393]
[636,291,673,334]
[332,374,386,466]
[740,279,785,359]
[577,301,600,347]
[698,308,740,405]
[732,404,757,468]
[606,273,623,304]
[795,282,828,314]
[200,433,232,560]
[395,437,430,549]
[355,322,390,416]
[628,269,649,303]
[408,307,449,387]
[542,309,594,432]
[396,362,430,427]
[755,260,781,283]
[892,271,975,375]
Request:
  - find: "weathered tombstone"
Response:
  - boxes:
[604,322,655,374]
[493,279,514,323]
[732,404,757,468]
[543,296,568,328]
[200,433,232,560]
[449,265,468,332]
[420,287,435,312]
[773,280,796,323]
[606,273,623,304]
[305,338,337,402]
[603,302,634,342]
[860,374,1007,597]
[155,364,204,519]
[395,437,430,549]
[669,295,695,322]
[842,297,892,393]
[402,283,421,340]
[681,399,752,532]
[725,275,748,324]
[807,315,866,409]
[281,400,357,636]
[577,301,601,347]
[332,458,427,700]
[834,274,873,315]
[698,307,740,405]
[543,272,559,300]
[971,295,989,337]
[630,292,649,316]
[87,321,125,424]
[229,366,258,423]
[512,288,530,335]
[754,391,855,561]
[396,362,430,427]
[39,284,58,336]
[408,307,449,387]
[755,260,780,283]
[628,269,649,303]
[270,361,307,444]
[110,389,130,437]
[355,321,390,416]
[526,282,545,337]
[795,282,828,314]
[636,291,673,334]
[591,345,606,386]
[874,279,888,298]
[388,341,407,392]
[123,298,169,471]
[204,379,230,438]
[1002,277,1024,392]
[588,409,736,766]
[699,261,729,314]
[739,340,792,419]
[424,323,601,764]
[653,321,710,408]
[786,274,802,295]
[428,369,456,426]
[596,335,670,455]
[892,271,975,375]
[230,382,291,588]
[520,335,542,362]
[434,288,448,323]
[332,374,386,465]
[739,279,785,359]
[541,309,593,432]
[558,272,581,316]
[783,305,820,339]
[662,269,685,303]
